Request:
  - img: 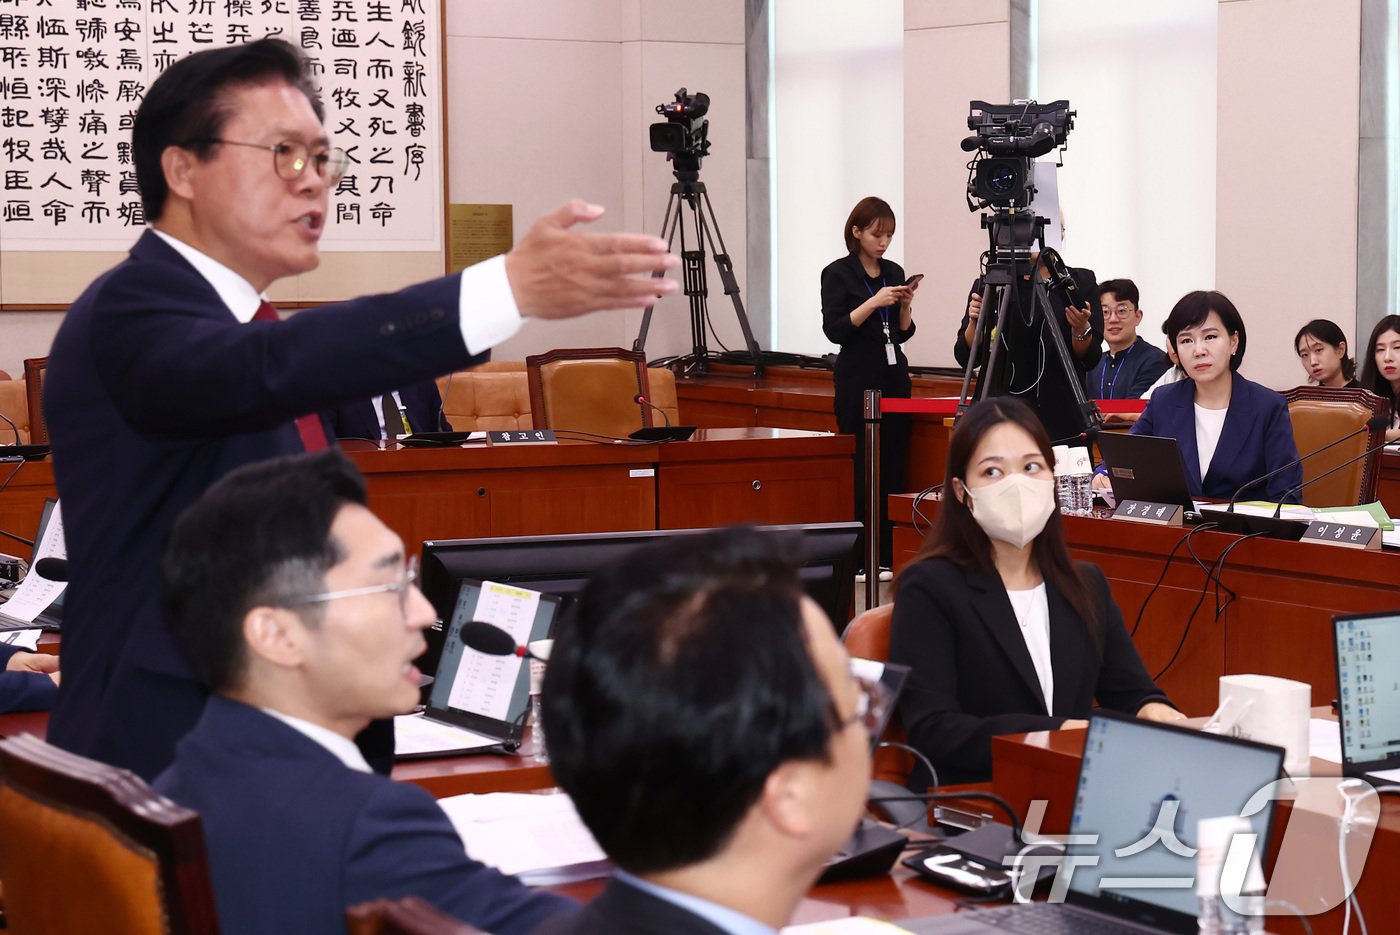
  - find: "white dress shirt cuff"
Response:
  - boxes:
[457,254,523,356]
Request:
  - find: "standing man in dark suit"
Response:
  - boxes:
[43,38,677,779]
[155,451,574,935]
[326,381,452,442]
[536,527,873,935]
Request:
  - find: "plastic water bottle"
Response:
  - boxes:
[528,656,548,763]
[1196,815,1264,934]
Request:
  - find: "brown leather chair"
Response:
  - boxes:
[646,365,681,426]
[526,347,654,438]
[0,734,220,934]
[21,357,47,446]
[1282,385,1389,506]
[841,603,914,787]
[0,379,28,444]
[435,370,533,432]
[346,896,489,935]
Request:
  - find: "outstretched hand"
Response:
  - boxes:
[504,200,679,320]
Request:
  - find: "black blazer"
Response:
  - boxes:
[820,253,916,393]
[531,877,730,935]
[889,556,1170,786]
[44,230,485,779]
[326,379,451,440]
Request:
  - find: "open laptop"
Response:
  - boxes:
[918,711,1284,934]
[394,578,563,759]
[1094,432,1196,514]
[0,498,65,632]
[1333,610,1400,785]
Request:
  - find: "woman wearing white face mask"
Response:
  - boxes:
[888,398,1181,786]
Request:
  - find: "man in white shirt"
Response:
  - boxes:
[536,527,875,935]
[154,449,575,935]
[43,37,676,778]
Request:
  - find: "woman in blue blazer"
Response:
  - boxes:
[1095,291,1302,503]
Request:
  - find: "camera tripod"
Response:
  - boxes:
[955,210,1102,439]
[633,165,763,377]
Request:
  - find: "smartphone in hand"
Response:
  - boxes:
[905,273,924,286]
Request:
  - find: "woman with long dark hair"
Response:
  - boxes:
[889,398,1179,786]
[1359,314,1400,442]
[821,196,917,574]
[1294,319,1359,388]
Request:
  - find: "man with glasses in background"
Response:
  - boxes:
[536,526,877,935]
[154,450,575,935]
[43,38,676,779]
[1081,278,1171,402]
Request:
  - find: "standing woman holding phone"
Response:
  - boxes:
[822,196,918,576]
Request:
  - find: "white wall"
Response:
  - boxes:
[1037,1,1217,356]
[900,1,1012,369]
[1216,0,1361,389]
[773,0,904,357]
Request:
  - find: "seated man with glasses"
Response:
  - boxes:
[153,450,575,935]
[44,36,677,780]
[1082,278,1172,401]
[536,526,875,935]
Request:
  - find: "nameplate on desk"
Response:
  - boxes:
[1302,521,1381,550]
[486,430,558,447]
[1112,500,1183,526]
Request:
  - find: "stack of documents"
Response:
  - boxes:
[438,791,610,885]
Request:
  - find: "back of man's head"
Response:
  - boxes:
[162,450,366,694]
[134,37,321,220]
[541,526,840,875]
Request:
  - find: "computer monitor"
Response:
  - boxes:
[417,522,861,679]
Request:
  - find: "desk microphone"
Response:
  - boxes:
[33,558,68,581]
[458,620,549,661]
[1223,414,1388,512]
[1271,434,1395,517]
[629,393,696,442]
[0,409,19,446]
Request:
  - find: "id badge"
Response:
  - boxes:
[885,340,897,366]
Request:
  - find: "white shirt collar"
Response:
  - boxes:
[151,228,265,323]
[259,707,374,773]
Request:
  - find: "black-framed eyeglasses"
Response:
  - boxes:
[185,138,349,184]
[836,672,891,737]
[292,555,419,616]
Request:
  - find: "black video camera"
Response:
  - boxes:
[650,88,711,169]
[961,100,1074,210]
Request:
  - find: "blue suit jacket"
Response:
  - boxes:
[0,644,57,713]
[44,230,484,778]
[1131,371,1301,502]
[154,697,573,935]
[326,380,451,440]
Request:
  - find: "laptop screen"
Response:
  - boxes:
[1063,713,1283,929]
[1334,611,1400,772]
[425,579,562,741]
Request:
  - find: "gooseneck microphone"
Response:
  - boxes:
[458,620,548,661]
[633,393,672,428]
[1224,414,1389,512]
[33,558,69,582]
[1271,434,1396,517]
[0,409,20,446]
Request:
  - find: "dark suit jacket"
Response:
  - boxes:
[44,230,485,778]
[820,253,917,398]
[1082,335,1172,400]
[889,557,1170,786]
[531,877,730,935]
[327,380,451,440]
[1130,371,1302,502]
[0,644,57,713]
[954,268,1103,442]
[154,697,573,935]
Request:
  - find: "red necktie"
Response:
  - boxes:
[253,300,328,452]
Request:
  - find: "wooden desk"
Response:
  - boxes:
[0,429,854,562]
[891,495,1400,715]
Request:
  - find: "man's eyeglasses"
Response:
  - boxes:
[292,555,419,615]
[185,138,349,184]
[1102,304,1137,320]
[836,673,891,737]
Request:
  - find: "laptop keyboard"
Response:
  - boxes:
[961,903,1149,934]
